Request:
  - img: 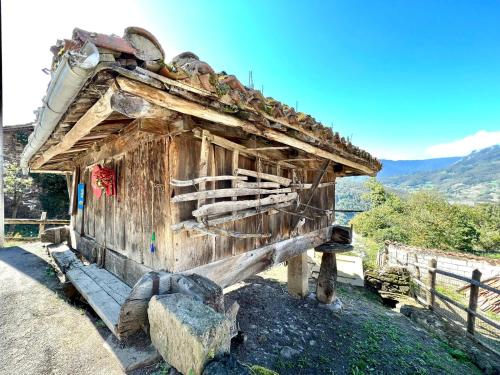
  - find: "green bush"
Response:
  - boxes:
[352,179,499,255]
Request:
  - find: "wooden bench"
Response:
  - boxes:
[48,244,223,340]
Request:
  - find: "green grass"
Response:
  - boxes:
[434,284,468,305]
[249,365,279,375]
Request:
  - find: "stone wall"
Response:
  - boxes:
[385,242,500,285]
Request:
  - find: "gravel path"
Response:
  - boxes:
[0,243,127,375]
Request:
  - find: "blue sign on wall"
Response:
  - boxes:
[77,183,85,209]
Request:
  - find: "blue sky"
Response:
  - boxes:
[3,0,500,159]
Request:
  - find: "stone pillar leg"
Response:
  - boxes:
[316,252,337,304]
[287,253,309,298]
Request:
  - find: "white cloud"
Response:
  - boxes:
[425,130,500,158]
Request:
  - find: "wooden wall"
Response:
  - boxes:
[168,135,335,272]
[75,136,171,271]
[74,129,335,275]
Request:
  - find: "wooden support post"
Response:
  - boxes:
[467,269,482,335]
[426,259,437,309]
[38,212,47,237]
[231,149,239,256]
[287,253,309,298]
[197,130,211,210]
[316,252,337,304]
[331,175,336,225]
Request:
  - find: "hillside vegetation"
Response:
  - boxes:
[350,179,500,256]
[381,145,500,203]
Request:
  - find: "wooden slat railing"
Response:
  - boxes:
[4,211,70,239]
[407,259,500,356]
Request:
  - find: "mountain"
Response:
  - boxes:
[378,156,461,178]
[381,145,500,203]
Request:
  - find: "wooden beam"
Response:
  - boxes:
[192,193,298,217]
[4,218,70,225]
[193,129,296,169]
[185,226,333,288]
[193,226,271,239]
[281,158,318,163]
[291,160,330,232]
[171,187,292,203]
[30,84,117,170]
[170,175,247,187]
[116,77,375,175]
[197,130,211,209]
[235,168,292,186]
[171,202,293,232]
[235,181,280,189]
[246,146,290,151]
[291,181,336,190]
[288,253,309,298]
[111,90,176,119]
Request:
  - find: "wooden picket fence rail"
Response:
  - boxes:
[4,211,70,239]
[408,259,500,356]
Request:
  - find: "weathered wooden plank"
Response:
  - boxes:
[235,181,280,189]
[288,253,309,298]
[146,137,169,270]
[171,202,293,231]
[186,226,332,288]
[94,181,106,246]
[80,264,131,305]
[291,181,336,189]
[197,130,211,208]
[192,193,298,217]
[4,218,70,225]
[170,175,247,187]
[114,157,126,253]
[235,168,292,186]
[86,169,95,238]
[125,147,142,263]
[48,244,83,273]
[66,267,122,335]
[171,187,292,203]
[104,160,115,250]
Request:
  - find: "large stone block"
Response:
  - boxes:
[148,293,231,375]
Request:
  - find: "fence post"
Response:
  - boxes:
[38,211,47,238]
[426,259,437,309]
[467,269,482,336]
[413,253,421,280]
[382,244,389,267]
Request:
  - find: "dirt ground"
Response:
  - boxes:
[226,265,483,375]
[0,243,484,375]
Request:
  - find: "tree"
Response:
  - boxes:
[3,161,33,233]
[351,179,498,255]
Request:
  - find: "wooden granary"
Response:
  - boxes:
[21,27,381,339]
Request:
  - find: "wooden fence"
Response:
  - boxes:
[4,211,70,239]
[408,259,500,356]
